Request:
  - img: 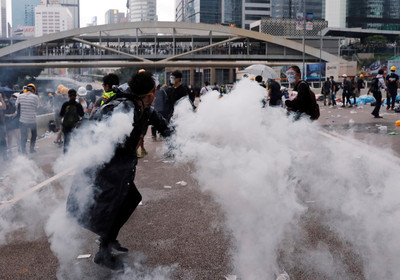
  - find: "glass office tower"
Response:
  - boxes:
[223,0,242,27]
[347,0,400,30]
[12,0,41,27]
[175,0,221,24]
[271,0,325,20]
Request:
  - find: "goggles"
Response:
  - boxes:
[285,70,296,77]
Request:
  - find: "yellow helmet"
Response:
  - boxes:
[60,87,69,94]
[26,83,36,93]
[391,66,396,71]
[57,84,64,92]
[360,74,364,78]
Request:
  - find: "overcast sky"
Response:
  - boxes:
[5,0,175,27]
[80,0,175,26]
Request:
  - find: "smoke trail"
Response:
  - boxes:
[0,156,47,244]
[172,79,400,279]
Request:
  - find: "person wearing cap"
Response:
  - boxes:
[67,70,172,270]
[165,70,194,121]
[340,74,352,107]
[357,74,365,96]
[16,84,39,154]
[385,66,399,110]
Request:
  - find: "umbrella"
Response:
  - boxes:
[245,64,279,80]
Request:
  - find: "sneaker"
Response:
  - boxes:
[30,149,36,153]
[110,240,129,254]
[141,150,148,156]
[341,105,345,108]
[387,106,390,110]
[374,115,383,118]
[93,247,124,271]
[136,151,143,158]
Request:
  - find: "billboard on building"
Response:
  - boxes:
[326,62,357,79]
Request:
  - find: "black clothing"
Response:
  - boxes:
[165,84,190,121]
[386,73,399,93]
[60,100,84,153]
[153,88,169,119]
[322,80,331,105]
[372,91,382,117]
[268,81,282,106]
[357,79,365,92]
[4,102,19,131]
[342,80,352,105]
[285,80,313,118]
[67,99,171,243]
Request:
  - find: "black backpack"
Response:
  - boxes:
[62,103,80,128]
[370,78,379,93]
[299,81,320,120]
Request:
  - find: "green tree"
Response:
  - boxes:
[366,35,388,44]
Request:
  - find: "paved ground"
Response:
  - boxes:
[0,101,399,280]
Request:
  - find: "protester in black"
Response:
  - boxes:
[322,78,331,106]
[357,75,365,96]
[285,65,316,120]
[60,89,84,154]
[268,78,282,106]
[67,70,171,270]
[385,66,399,110]
[368,69,387,118]
[341,74,352,107]
[165,70,194,121]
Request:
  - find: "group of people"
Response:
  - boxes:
[320,67,399,118]
[0,84,41,159]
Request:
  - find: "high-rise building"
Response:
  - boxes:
[271,0,325,20]
[346,0,400,30]
[41,0,80,28]
[0,0,6,37]
[325,0,346,28]
[242,0,271,29]
[128,0,157,22]
[105,9,125,24]
[175,0,221,24]
[222,0,242,27]
[35,4,73,36]
[12,0,42,28]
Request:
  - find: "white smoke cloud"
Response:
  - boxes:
[172,78,400,279]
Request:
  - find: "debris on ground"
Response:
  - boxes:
[176,181,188,186]
[77,254,91,259]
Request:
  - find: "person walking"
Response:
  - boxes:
[151,84,169,138]
[16,84,39,154]
[322,78,331,106]
[341,74,352,107]
[59,89,84,153]
[329,76,337,107]
[368,69,387,118]
[165,70,192,121]
[385,66,399,110]
[200,81,212,98]
[67,70,172,270]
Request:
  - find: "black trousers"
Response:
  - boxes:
[103,182,142,244]
[372,91,382,116]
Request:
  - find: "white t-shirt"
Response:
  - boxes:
[200,86,212,96]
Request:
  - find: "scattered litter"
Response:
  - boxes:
[349,119,355,124]
[163,186,172,189]
[305,201,316,204]
[389,132,399,135]
[366,127,372,130]
[378,126,388,132]
[350,110,357,114]
[358,106,364,109]
[139,201,143,206]
[0,177,4,180]
[176,181,188,186]
[331,115,341,118]
[224,275,237,280]
[0,201,10,205]
[163,160,174,164]
[276,271,290,280]
[77,254,91,259]
[396,120,400,127]
[143,160,149,163]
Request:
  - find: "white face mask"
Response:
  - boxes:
[170,76,175,84]
[287,75,296,84]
